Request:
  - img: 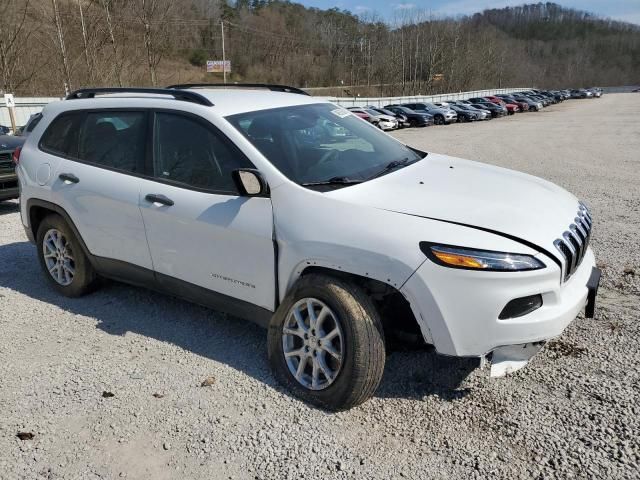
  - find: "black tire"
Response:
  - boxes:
[36,214,97,297]
[268,273,385,411]
[409,119,417,128]
[434,114,444,125]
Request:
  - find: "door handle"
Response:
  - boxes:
[145,193,174,207]
[59,173,79,184]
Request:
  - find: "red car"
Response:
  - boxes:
[484,95,506,105]
[350,110,378,125]
[484,96,520,115]
[500,97,530,112]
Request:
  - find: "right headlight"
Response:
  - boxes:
[420,243,546,271]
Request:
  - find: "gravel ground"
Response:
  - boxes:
[1,93,639,480]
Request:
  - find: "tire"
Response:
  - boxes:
[36,214,97,297]
[434,115,444,125]
[268,273,385,411]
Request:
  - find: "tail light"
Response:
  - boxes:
[12,146,22,165]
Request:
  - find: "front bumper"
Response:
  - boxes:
[401,248,597,357]
[0,172,19,201]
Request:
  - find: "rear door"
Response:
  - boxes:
[45,110,153,269]
[138,110,275,311]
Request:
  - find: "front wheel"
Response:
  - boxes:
[268,274,385,411]
[434,115,444,125]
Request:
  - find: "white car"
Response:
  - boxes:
[16,84,600,410]
[348,107,398,131]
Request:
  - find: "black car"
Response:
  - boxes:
[449,105,477,122]
[471,102,507,118]
[0,125,11,135]
[384,105,434,127]
[0,135,25,202]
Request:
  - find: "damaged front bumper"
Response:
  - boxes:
[488,266,601,377]
[489,342,545,377]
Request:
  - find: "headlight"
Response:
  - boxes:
[420,243,545,271]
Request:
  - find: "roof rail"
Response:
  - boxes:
[167,83,310,96]
[65,88,214,106]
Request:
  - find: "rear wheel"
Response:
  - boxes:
[268,274,386,411]
[36,214,97,297]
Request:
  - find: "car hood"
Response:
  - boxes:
[328,153,580,256]
[424,107,452,115]
[0,135,25,150]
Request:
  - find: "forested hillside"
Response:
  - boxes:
[1,0,639,96]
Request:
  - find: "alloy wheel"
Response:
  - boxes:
[42,229,75,286]
[282,298,344,390]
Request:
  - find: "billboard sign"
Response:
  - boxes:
[206,60,231,73]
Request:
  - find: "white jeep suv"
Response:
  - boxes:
[16,84,600,410]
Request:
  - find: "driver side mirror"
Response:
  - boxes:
[232,169,269,197]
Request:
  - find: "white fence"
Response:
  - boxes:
[0,97,60,129]
[1,88,533,129]
[323,87,532,108]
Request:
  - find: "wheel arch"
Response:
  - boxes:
[26,199,93,262]
[290,265,425,344]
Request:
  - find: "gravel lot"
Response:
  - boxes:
[1,93,639,479]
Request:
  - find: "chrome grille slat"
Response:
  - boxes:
[569,226,584,259]
[555,205,593,281]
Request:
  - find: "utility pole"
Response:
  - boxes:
[221,20,227,84]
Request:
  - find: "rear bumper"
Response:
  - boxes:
[401,248,597,357]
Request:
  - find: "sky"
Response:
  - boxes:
[297,0,640,25]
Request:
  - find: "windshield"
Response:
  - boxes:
[227,103,422,187]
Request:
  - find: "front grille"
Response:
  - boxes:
[554,203,593,281]
[0,179,17,190]
[0,152,13,173]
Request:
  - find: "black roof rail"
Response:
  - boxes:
[65,88,214,106]
[167,83,310,96]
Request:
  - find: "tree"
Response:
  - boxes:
[0,0,33,92]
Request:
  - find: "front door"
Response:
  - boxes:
[139,111,275,311]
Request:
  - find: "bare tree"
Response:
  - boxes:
[51,0,73,93]
[0,0,33,92]
[131,0,175,86]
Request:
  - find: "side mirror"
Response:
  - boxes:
[232,169,269,197]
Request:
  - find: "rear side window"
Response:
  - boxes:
[25,114,43,133]
[78,112,146,173]
[153,112,252,193]
[39,112,84,157]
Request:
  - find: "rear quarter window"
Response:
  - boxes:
[39,112,84,157]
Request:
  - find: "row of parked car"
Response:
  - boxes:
[346,87,603,130]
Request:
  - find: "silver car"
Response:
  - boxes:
[401,102,457,125]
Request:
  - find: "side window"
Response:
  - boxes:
[153,112,252,193]
[25,113,43,133]
[39,112,84,157]
[78,112,146,173]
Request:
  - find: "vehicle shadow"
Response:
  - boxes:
[0,200,19,215]
[0,240,475,405]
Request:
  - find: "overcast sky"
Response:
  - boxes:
[298,0,640,25]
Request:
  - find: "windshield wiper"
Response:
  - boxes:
[367,157,417,181]
[301,176,363,187]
